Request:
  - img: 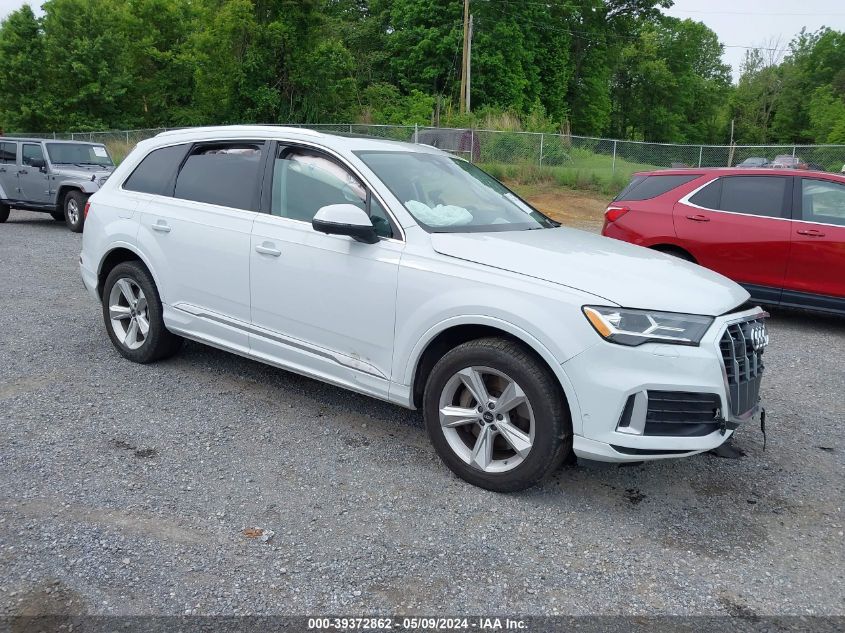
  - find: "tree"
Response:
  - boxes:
[611,17,729,142]
[808,85,845,144]
[0,5,49,131]
[40,0,139,130]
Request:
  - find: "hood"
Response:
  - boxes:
[53,165,114,180]
[430,227,749,316]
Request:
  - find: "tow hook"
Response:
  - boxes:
[718,416,740,436]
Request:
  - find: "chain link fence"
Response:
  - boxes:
[19,124,845,193]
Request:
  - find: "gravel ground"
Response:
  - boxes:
[0,210,843,617]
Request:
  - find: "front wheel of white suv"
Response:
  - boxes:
[423,337,572,492]
[102,261,182,363]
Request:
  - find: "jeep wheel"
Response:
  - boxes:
[102,261,183,364]
[423,337,572,492]
[51,211,65,221]
[63,190,87,233]
[0,203,9,223]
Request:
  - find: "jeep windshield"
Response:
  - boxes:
[356,151,556,233]
[46,143,114,167]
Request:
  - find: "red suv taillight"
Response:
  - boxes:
[604,205,629,223]
[84,200,91,219]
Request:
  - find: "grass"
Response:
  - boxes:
[480,151,660,196]
[481,161,625,196]
[103,139,135,164]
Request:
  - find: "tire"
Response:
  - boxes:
[63,190,87,233]
[102,261,182,364]
[51,211,65,221]
[0,204,9,223]
[423,337,572,492]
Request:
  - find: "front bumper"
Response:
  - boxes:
[563,307,767,462]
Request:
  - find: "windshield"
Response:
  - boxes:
[355,151,556,233]
[46,143,114,167]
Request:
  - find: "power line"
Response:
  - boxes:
[480,0,845,15]
[479,3,792,52]
[669,9,845,17]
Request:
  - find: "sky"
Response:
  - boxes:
[664,0,845,80]
[1,0,845,82]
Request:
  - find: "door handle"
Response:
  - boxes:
[797,229,825,237]
[686,214,710,222]
[151,220,171,233]
[18,169,28,175]
[0,168,6,173]
[255,242,282,257]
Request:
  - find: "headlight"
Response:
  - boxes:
[582,306,714,347]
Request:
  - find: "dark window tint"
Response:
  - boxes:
[22,143,44,166]
[174,143,264,210]
[800,178,845,227]
[689,179,722,209]
[613,176,645,201]
[124,144,189,195]
[0,142,16,163]
[614,174,698,201]
[719,176,788,217]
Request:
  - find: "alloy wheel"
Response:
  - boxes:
[108,278,149,350]
[438,366,535,473]
[66,197,80,225]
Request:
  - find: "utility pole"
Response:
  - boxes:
[459,0,470,114]
[466,14,473,112]
[728,118,735,167]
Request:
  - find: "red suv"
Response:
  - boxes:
[602,168,845,315]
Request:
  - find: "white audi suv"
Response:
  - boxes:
[80,126,768,491]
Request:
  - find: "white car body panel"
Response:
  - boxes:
[430,228,748,315]
[80,125,763,465]
[249,213,402,397]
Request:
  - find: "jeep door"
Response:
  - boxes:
[135,141,266,353]
[249,143,401,398]
[19,143,52,203]
[0,141,18,199]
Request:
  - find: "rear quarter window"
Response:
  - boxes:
[123,144,189,195]
[614,174,699,201]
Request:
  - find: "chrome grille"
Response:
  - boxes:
[719,316,767,417]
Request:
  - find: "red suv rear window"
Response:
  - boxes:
[614,174,699,202]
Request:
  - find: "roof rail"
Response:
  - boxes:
[154,125,324,138]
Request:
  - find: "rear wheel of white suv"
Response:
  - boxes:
[423,337,572,492]
[0,203,9,223]
[102,262,182,363]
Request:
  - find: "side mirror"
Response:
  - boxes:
[312,204,378,244]
[30,158,46,170]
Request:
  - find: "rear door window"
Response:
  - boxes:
[174,142,265,210]
[689,176,789,218]
[688,179,722,209]
[123,144,189,195]
[719,176,789,217]
[21,143,44,167]
[614,174,699,201]
[0,142,16,164]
